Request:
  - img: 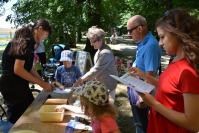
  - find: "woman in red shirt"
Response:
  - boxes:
[129,9,199,133]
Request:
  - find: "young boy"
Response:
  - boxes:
[54,50,82,88]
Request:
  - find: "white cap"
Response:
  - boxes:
[59,50,73,62]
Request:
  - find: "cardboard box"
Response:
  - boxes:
[44,98,68,105]
[39,105,64,122]
[10,130,38,133]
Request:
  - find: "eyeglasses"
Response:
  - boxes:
[90,39,98,45]
[127,25,142,34]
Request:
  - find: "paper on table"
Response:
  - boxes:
[67,120,92,131]
[110,73,154,93]
[53,87,72,94]
[64,105,84,114]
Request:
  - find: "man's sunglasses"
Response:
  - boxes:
[127,25,142,34]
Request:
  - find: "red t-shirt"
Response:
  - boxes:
[91,115,119,133]
[148,59,199,133]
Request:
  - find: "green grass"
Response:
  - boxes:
[0,39,10,48]
[0,46,6,50]
[0,38,10,40]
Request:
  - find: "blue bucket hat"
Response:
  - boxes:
[59,50,73,62]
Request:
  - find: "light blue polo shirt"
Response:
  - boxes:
[133,32,161,73]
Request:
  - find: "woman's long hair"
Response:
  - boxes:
[156,8,199,73]
[9,25,34,56]
[9,19,51,56]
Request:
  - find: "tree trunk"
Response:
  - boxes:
[87,0,102,27]
[77,28,82,43]
[166,0,173,10]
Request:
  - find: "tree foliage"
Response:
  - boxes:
[6,0,199,50]
[0,0,9,16]
[7,0,126,46]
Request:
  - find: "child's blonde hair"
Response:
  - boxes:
[73,80,117,119]
[80,96,117,119]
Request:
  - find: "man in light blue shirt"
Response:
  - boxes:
[127,15,161,133]
[133,32,161,73]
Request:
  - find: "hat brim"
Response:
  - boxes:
[59,58,72,62]
[73,86,84,96]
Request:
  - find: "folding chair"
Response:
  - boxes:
[75,51,93,75]
[0,104,6,120]
[0,98,13,133]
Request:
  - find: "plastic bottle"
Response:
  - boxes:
[65,117,79,133]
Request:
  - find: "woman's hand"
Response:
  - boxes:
[138,92,158,107]
[136,95,148,108]
[129,67,146,79]
[40,81,54,91]
[55,105,66,112]
[51,81,64,89]
[128,67,159,87]
[14,59,53,91]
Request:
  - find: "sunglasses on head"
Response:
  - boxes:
[127,25,142,34]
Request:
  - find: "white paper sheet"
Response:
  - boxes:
[64,105,84,114]
[110,73,154,93]
[53,87,72,94]
[67,119,92,131]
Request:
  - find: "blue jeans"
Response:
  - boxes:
[0,120,13,133]
[127,87,149,133]
[131,105,149,133]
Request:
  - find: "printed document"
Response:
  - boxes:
[110,73,154,93]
